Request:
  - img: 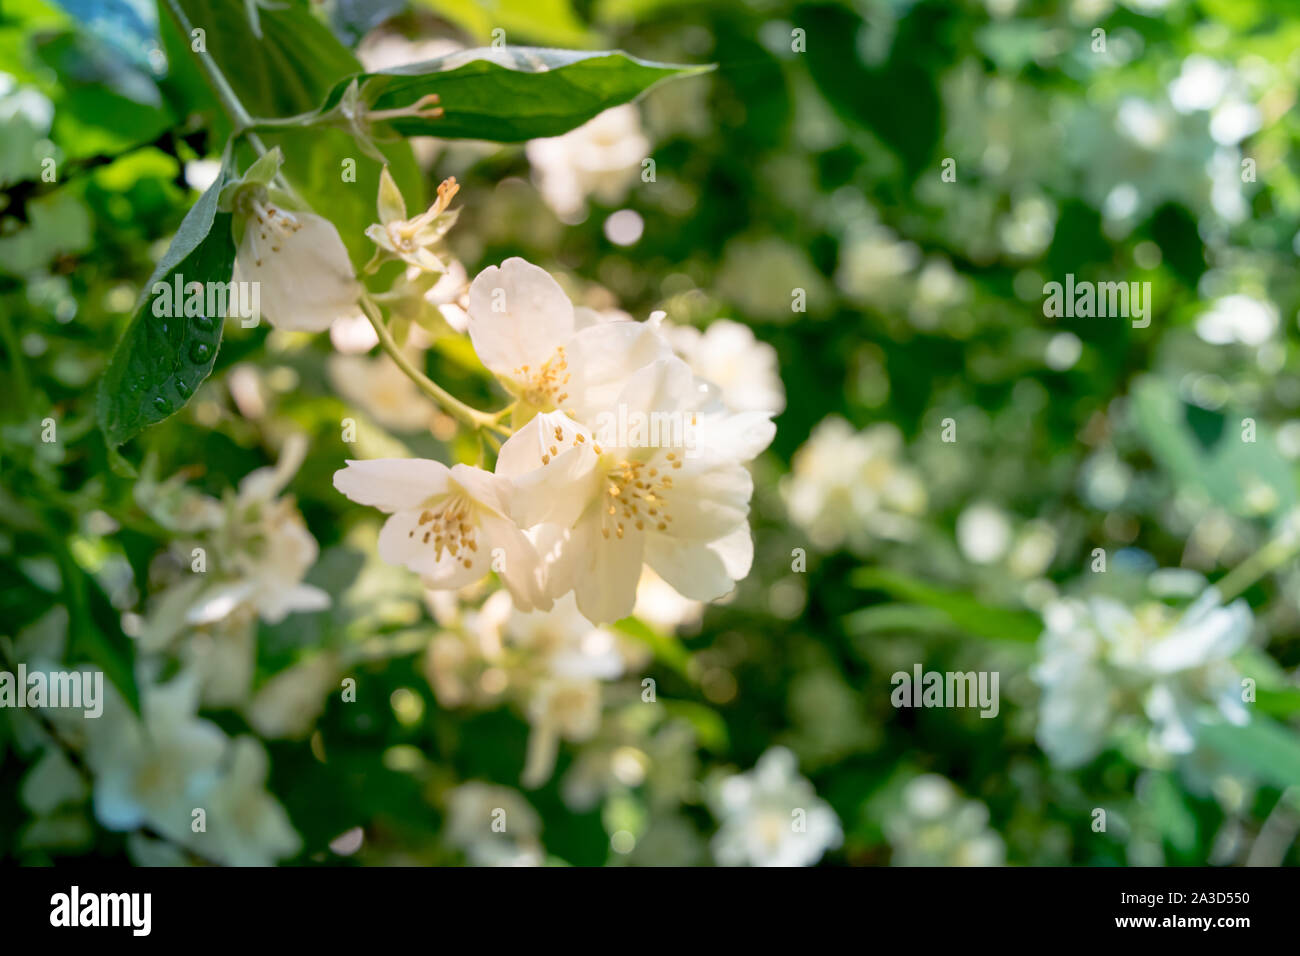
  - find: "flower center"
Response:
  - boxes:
[406,492,479,569]
[244,198,302,267]
[600,455,678,540]
[513,346,571,411]
[386,177,459,251]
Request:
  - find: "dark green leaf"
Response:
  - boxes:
[1132,376,1296,519]
[319,47,712,142]
[96,166,235,447]
[1199,715,1300,790]
[172,0,361,119]
[613,615,695,677]
[43,529,140,716]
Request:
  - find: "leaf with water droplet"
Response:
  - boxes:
[97,155,236,449]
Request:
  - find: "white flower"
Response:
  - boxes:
[465,258,773,622]
[1033,586,1252,768]
[233,204,360,332]
[501,591,627,681]
[85,674,226,843]
[498,591,628,786]
[466,256,672,420]
[956,502,1013,565]
[708,746,841,867]
[365,168,459,273]
[333,458,549,611]
[221,147,360,332]
[244,653,339,739]
[1168,56,1232,113]
[885,774,1004,867]
[835,223,921,306]
[180,615,257,708]
[445,782,544,866]
[663,317,786,415]
[186,434,330,627]
[82,672,301,865]
[525,105,649,220]
[196,737,302,866]
[329,312,381,354]
[522,676,605,788]
[497,398,770,623]
[782,417,926,552]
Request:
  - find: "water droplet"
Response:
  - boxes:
[153,396,169,410]
[189,341,212,363]
[175,379,192,398]
[194,314,216,332]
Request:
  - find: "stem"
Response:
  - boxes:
[359,296,508,436]
[0,307,32,418]
[163,0,499,441]
[160,0,301,202]
[1213,526,1300,604]
[161,0,255,131]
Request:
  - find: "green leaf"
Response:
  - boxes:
[44,530,140,716]
[1198,715,1300,790]
[1132,376,1296,520]
[844,603,956,636]
[661,700,728,752]
[95,165,235,448]
[1235,648,1300,717]
[612,615,694,678]
[849,568,1043,643]
[1142,772,1198,856]
[319,47,713,142]
[0,187,93,275]
[172,0,362,120]
[1257,686,1300,718]
[35,29,172,159]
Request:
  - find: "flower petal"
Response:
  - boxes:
[644,524,752,602]
[495,412,600,528]
[1146,600,1251,673]
[378,510,484,587]
[564,517,646,623]
[333,458,451,512]
[376,165,406,224]
[479,510,551,612]
[467,257,575,377]
[656,460,753,542]
[564,320,674,421]
[238,211,359,332]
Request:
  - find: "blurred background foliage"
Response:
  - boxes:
[3,0,1300,866]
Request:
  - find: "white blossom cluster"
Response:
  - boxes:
[334,255,777,624]
[1033,585,1253,768]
